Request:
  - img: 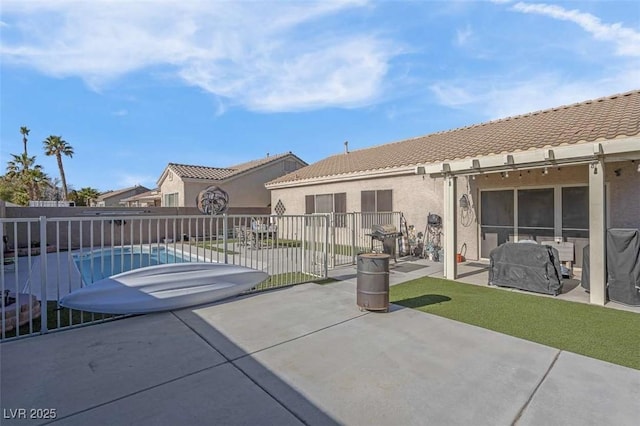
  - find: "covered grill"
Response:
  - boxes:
[368,224,402,261]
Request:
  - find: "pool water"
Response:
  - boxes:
[73,246,192,284]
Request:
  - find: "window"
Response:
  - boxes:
[304,193,347,226]
[315,194,333,213]
[518,188,554,240]
[562,186,589,267]
[361,190,392,212]
[480,190,514,257]
[164,192,178,207]
[361,190,392,227]
[479,185,590,264]
[562,186,589,234]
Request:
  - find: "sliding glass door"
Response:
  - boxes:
[480,185,589,264]
[517,188,554,241]
[480,190,514,258]
[562,186,589,267]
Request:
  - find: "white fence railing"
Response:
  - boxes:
[1,212,402,340]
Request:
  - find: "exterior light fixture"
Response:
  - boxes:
[504,171,509,178]
[542,167,548,175]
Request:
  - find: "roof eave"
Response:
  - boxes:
[266,165,417,189]
[419,136,640,177]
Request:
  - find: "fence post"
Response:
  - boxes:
[351,213,356,265]
[39,216,48,334]
[324,214,330,278]
[329,212,335,269]
[222,214,228,264]
[301,216,307,275]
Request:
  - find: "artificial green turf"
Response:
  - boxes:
[389,277,640,370]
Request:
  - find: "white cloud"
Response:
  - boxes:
[430,3,640,120]
[455,25,473,46]
[0,0,394,112]
[116,173,157,189]
[430,68,639,120]
[112,109,128,117]
[512,2,640,57]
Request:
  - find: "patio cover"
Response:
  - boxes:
[489,243,563,296]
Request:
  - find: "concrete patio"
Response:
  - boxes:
[1,264,639,425]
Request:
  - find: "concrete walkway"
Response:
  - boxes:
[1,274,639,425]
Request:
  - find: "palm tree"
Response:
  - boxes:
[43,135,74,200]
[6,153,49,203]
[20,126,30,156]
[76,187,100,206]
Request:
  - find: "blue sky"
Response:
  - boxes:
[1,0,639,192]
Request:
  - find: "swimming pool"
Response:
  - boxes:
[73,246,194,284]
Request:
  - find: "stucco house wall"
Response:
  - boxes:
[270,174,476,260]
[271,160,639,263]
[159,154,306,209]
[159,173,185,206]
[95,186,150,207]
[181,158,301,209]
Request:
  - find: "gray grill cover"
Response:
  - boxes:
[489,242,563,295]
[606,229,640,306]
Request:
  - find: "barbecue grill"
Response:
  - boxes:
[368,224,402,261]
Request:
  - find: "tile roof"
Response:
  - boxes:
[120,189,161,202]
[97,185,150,201]
[167,152,303,181]
[268,90,640,186]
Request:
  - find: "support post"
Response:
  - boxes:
[444,176,458,280]
[588,160,606,305]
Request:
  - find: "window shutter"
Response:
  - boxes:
[361,191,375,212]
[334,193,346,213]
[376,190,392,212]
[305,195,315,214]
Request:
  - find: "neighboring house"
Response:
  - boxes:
[157,152,306,210]
[121,188,162,207]
[94,185,151,207]
[267,90,640,306]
